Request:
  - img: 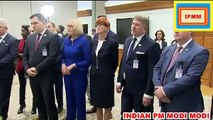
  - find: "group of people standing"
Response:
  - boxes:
[0,12,210,120]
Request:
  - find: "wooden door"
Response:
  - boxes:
[194,32,213,87]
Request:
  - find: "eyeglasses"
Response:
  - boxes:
[95,24,105,27]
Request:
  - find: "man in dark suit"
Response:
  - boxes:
[46,21,64,113]
[0,18,18,120]
[116,15,161,120]
[153,32,209,112]
[23,13,59,120]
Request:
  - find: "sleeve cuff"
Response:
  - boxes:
[162,87,166,96]
[144,94,154,99]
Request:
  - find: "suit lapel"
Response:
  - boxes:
[166,40,194,72]
[126,35,146,61]
[163,45,176,74]
[33,30,49,55]
[124,37,132,62]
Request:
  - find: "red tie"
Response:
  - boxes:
[167,46,183,71]
[34,33,42,51]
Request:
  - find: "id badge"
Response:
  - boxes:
[42,47,47,56]
[175,68,183,79]
[133,59,139,69]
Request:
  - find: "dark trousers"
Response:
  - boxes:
[30,77,58,120]
[18,70,26,106]
[54,71,63,108]
[120,89,153,120]
[0,77,13,120]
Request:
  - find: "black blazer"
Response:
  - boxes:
[117,34,161,95]
[155,39,167,51]
[0,33,18,79]
[90,36,118,77]
[23,30,59,79]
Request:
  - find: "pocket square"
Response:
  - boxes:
[136,51,145,54]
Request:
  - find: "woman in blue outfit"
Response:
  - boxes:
[61,19,91,120]
[90,17,118,120]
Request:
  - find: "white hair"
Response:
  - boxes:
[0,18,9,29]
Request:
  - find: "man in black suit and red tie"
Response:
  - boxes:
[23,13,59,120]
[116,15,161,120]
[0,18,18,120]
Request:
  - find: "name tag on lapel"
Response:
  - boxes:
[42,47,47,56]
[133,59,139,69]
[175,67,183,79]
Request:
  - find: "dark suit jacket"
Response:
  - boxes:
[23,30,59,79]
[117,34,161,96]
[155,40,167,51]
[93,29,118,42]
[153,40,209,112]
[0,33,18,79]
[90,36,118,77]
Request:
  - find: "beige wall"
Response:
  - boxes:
[0,1,77,39]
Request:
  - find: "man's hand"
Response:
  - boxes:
[26,67,37,77]
[142,97,152,107]
[154,86,171,103]
[116,83,122,93]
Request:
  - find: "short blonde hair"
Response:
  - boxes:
[0,18,9,29]
[67,19,83,36]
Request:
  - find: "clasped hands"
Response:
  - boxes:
[154,86,171,103]
[61,63,76,75]
[26,67,38,77]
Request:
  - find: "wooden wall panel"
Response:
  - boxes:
[77,10,92,17]
[105,1,174,14]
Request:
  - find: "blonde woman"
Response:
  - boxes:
[61,19,91,120]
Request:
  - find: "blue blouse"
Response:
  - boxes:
[62,35,91,75]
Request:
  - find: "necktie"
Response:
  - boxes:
[167,46,183,71]
[34,33,42,51]
[127,38,137,58]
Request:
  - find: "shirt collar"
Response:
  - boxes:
[0,32,8,40]
[37,28,47,35]
[177,38,192,49]
[133,33,145,42]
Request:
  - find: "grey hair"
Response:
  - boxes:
[0,18,9,29]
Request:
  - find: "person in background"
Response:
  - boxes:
[16,25,30,114]
[0,18,19,120]
[90,17,118,120]
[171,39,177,45]
[23,13,59,120]
[116,15,161,120]
[46,22,64,113]
[56,25,65,38]
[153,32,209,112]
[154,29,167,51]
[61,19,91,120]
[91,29,96,39]
[28,25,35,34]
